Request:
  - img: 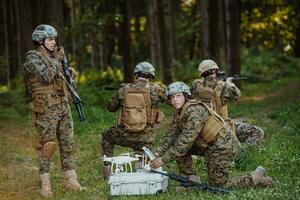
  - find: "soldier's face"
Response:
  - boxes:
[170,93,186,109]
[43,38,56,51]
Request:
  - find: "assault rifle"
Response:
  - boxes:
[150,169,230,194]
[103,86,119,90]
[61,55,86,121]
[217,71,247,82]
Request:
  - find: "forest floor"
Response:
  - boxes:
[0,76,299,200]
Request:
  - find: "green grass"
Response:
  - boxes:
[0,75,300,200]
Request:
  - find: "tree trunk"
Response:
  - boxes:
[157,0,172,84]
[224,0,241,86]
[293,3,300,57]
[168,0,179,62]
[121,0,133,83]
[147,0,162,73]
[200,0,220,64]
[42,0,64,45]
[5,0,19,89]
[19,0,33,58]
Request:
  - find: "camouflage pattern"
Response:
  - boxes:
[23,47,75,174]
[191,77,264,146]
[101,79,167,157]
[235,121,264,146]
[157,101,256,188]
[167,81,191,97]
[191,77,241,104]
[198,59,219,76]
[134,62,155,77]
[32,24,57,42]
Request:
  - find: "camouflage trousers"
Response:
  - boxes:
[101,126,155,163]
[235,121,264,146]
[34,103,75,174]
[176,129,255,188]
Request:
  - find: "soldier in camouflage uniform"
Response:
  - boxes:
[191,59,264,148]
[150,81,274,188]
[22,24,85,198]
[101,62,168,178]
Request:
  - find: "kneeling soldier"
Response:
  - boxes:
[101,62,167,178]
[151,81,274,188]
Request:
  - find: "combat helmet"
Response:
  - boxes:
[167,81,191,97]
[32,24,57,43]
[198,59,219,77]
[134,62,155,79]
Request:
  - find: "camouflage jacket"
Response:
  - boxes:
[107,79,168,112]
[22,46,59,84]
[191,77,241,105]
[157,101,210,163]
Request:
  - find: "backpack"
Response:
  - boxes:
[122,86,151,132]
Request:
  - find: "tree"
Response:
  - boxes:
[147,0,162,73]
[157,0,172,84]
[224,0,241,77]
[120,0,133,83]
[200,0,221,64]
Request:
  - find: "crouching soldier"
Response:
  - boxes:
[22,24,85,198]
[191,59,264,164]
[151,81,274,188]
[101,62,168,178]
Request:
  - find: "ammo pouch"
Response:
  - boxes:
[30,94,65,113]
[30,95,48,113]
[155,110,165,123]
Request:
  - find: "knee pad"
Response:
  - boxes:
[42,141,57,158]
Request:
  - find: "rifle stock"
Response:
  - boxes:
[150,169,230,194]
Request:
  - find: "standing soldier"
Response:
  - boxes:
[191,59,264,148]
[22,24,85,198]
[151,81,274,188]
[101,62,167,178]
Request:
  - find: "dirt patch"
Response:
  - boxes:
[0,122,39,200]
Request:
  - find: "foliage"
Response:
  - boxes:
[241,0,298,51]
[241,47,300,82]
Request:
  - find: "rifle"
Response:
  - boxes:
[150,169,230,194]
[217,71,247,82]
[103,86,119,90]
[61,55,86,121]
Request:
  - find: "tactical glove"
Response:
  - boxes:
[68,67,77,79]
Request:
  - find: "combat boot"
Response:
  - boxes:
[40,173,53,198]
[64,169,86,191]
[102,164,111,179]
[251,166,274,187]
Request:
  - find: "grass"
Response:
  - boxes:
[0,75,299,200]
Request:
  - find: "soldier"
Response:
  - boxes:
[151,81,274,188]
[22,24,85,198]
[191,59,264,148]
[101,62,167,178]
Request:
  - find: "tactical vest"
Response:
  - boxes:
[179,100,226,150]
[194,78,228,120]
[117,83,164,132]
[23,48,70,113]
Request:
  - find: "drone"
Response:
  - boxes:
[102,147,162,174]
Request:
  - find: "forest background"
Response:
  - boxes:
[0,0,299,199]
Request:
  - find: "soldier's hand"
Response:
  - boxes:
[226,77,233,84]
[68,67,77,79]
[150,157,164,169]
[54,46,65,61]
